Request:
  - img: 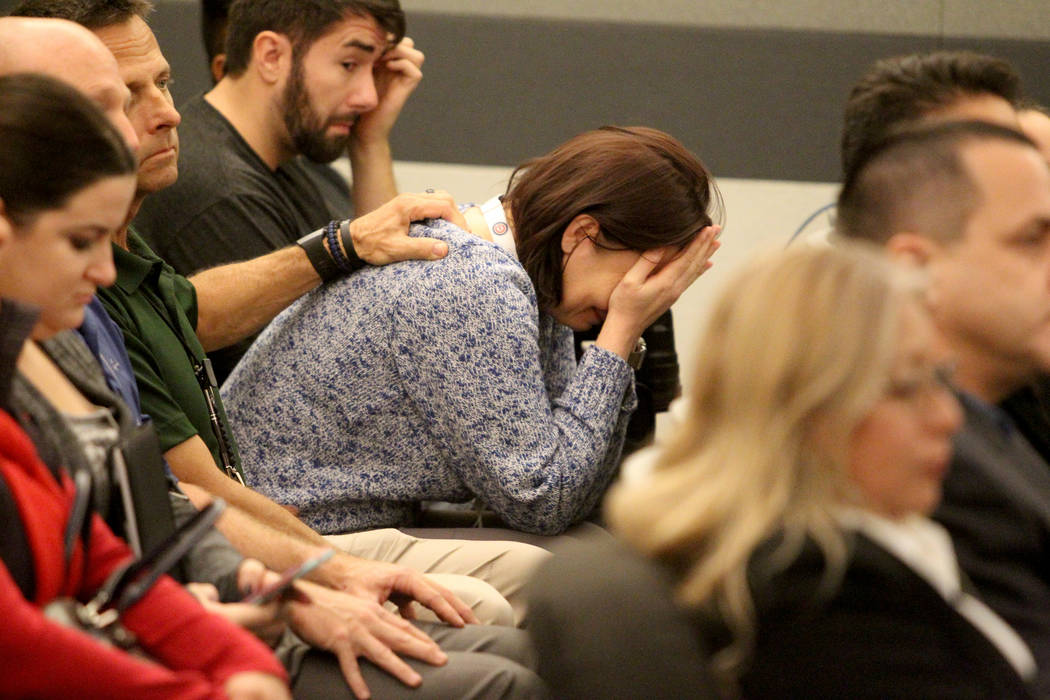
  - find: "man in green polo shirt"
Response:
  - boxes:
[10,0,551,634]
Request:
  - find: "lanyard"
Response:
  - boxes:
[139,263,245,484]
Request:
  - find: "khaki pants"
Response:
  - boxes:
[326,528,551,626]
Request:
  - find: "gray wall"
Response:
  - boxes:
[385,14,1050,182]
[143,1,1050,182]
[402,1,1050,41]
[5,0,1049,181]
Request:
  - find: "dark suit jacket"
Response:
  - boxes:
[1000,377,1050,467]
[934,393,1050,697]
[741,533,1032,699]
[527,531,1032,699]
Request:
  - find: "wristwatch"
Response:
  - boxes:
[296,228,341,282]
[627,337,647,370]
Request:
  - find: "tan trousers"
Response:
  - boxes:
[326,528,550,626]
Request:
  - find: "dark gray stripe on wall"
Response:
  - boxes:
[391,12,1050,182]
[31,0,1047,184]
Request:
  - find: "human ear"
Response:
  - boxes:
[559,214,599,254]
[252,31,292,86]
[886,231,938,268]
[210,53,227,85]
[0,199,12,253]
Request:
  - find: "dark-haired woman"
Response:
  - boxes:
[224,126,721,537]
[0,73,289,699]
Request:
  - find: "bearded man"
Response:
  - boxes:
[133,0,425,379]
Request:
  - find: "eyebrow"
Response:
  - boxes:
[124,64,172,90]
[1009,217,1050,237]
[60,224,112,237]
[342,39,376,53]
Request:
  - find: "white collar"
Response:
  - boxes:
[836,507,1035,679]
[480,195,517,259]
[836,508,959,598]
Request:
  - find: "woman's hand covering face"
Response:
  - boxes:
[606,224,721,338]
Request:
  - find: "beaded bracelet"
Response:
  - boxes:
[324,220,351,272]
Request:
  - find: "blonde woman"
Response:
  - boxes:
[529,243,1035,699]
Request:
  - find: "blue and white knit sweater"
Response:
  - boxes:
[222,218,636,535]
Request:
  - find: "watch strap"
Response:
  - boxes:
[297,228,341,282]
[627,337,648,370]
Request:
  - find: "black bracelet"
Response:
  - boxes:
[296,227,342,282]
[338,219,365,271]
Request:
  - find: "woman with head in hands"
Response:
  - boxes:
[225,125,721,538]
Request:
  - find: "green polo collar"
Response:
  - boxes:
[112,227,165,295]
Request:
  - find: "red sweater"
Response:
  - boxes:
[0,410,288,698]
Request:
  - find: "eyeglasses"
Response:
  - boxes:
[885,362,957,402]
[585,233,632,252]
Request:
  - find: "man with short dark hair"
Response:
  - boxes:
[841,48,1050,467]
[133,0,422,377]
[199,0,358,253]
[840,50,1022,176]
[838,53,1050,693]
[838,119,1050,695]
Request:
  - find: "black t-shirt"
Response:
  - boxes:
[133,94,351,381]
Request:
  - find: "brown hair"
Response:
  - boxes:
[9,0,153,29]
[840,51,1022,176]
[224,0,405,77]
[837,120,1035,244]
[505,126,720,312]
[0,72,136,226]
